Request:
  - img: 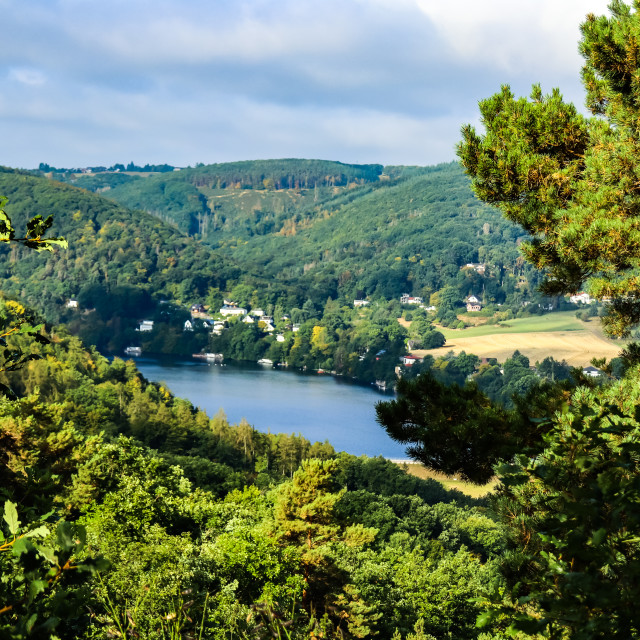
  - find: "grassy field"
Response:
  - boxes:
[398,462,497,498]
[413,312,624,367]
[439,310,584,338]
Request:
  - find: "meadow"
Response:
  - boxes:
[416,311,624,367]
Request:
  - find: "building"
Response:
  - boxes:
[570,292,593,304]
[354,299,370,307]
[401,355,421,366]
[400,294,424,305]
[66,299,78,309]
[220,305,247,317]
[464,263,486,275]
[138,320,154,332]
[466,296,482,312]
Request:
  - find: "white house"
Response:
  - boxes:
[250,309,265,317]
[243,315,255,324]
[184,319,193,331]
[400,294,423,305]
[401,355,421,366]
[211,321,225,336]
[582,365,601,377]
[354,299,370,307]
[66,299,79,309]
[138,320,154,332]
[464,263,486,274]
[466,295,480,304]
[570,292,593,304]
[220,305,247,317]
[276,334,285,342]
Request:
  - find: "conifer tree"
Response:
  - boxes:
[458,0,640,337]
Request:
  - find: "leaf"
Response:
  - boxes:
[3,500,20,535]
[28,579,49,600]
[24,524,50,539]
[39,546,58,564]
[476,610,498,628]
[11,537,36,558]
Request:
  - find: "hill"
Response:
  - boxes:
[66,159,531,304]
[0,168,242,352]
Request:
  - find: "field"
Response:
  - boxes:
[397,462,497,498]
[414,311,624,367]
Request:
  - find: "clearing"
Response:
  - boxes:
[413,311,624,367]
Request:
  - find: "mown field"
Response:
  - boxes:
[415,311,624,367]
[440,310,584,338]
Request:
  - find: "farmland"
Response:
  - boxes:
[414,311,624,367]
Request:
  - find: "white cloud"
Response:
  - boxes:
[8,67,46,86]
[0,0,621,168]
[414,0,611,74]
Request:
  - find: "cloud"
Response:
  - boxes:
[0,0,618,168]
[8,67,46,86]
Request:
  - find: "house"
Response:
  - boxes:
[243,315,255,324]
[211,321,225,336]
[401,355,421,366]
[138,320,154,332]
[276,334,285,342]
[466,295,480,304]
[184,319,194,331]
[262,322,275,333]
[66,299,78,309]
[570,292,593,304]
[464,263,486,275]
[354,299,370,307]
[400,294,423,305]
[292,324,301,332]
[190,303,206,315]
[220,305,247,317]
[466,301,482,312]
[250,308,265,317]
[582,365,601,377]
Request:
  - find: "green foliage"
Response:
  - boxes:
[0,500,107,639]
[377,372,519,483]
[457,3,640,336]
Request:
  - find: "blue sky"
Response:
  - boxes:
[1,0,611,169]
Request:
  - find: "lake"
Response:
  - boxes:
[134,357,409,459]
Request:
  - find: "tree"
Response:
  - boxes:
[0,197,67,396]
[380,3,640,636]
[457,2,640,337]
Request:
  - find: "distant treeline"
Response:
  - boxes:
[38,162,177,173]
[187,158,384,189]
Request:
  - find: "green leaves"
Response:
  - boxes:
[1,500,109,639]
[3,501,20,535]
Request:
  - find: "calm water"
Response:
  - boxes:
[134,357,408,459]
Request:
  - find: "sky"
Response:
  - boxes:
[1,0,612,169]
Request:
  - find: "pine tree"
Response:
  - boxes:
[457,0,640,337]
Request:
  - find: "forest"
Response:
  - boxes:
[0,159,566,385]
[5,2,640,638]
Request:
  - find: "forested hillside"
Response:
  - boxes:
[0,300,506,639]
[2,160,563,381]
[68,160,532,303]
